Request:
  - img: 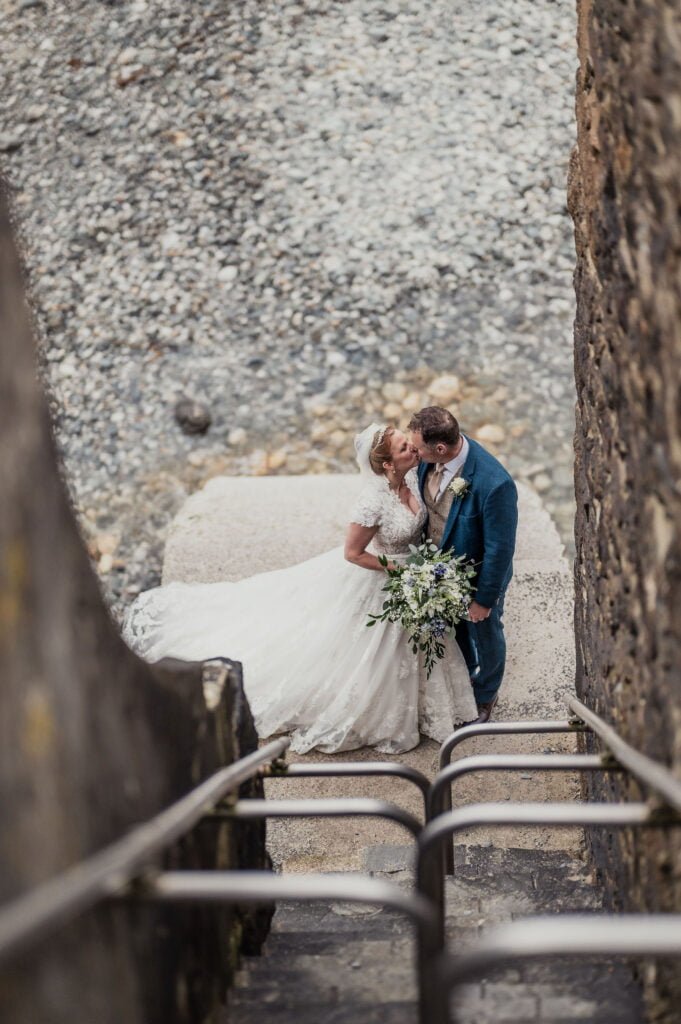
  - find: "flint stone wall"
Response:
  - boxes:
[570,0,681,1017]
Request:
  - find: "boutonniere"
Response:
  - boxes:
[448,477,470,500]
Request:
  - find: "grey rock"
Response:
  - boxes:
[174,398,212,435]
[0,132,23,152]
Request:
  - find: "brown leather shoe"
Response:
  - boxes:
[475,695,498,724]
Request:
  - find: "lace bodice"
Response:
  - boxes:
[349,468,427,554]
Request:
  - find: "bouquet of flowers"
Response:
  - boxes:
[366,541,476,677]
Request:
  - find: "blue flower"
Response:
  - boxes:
[367,541,474,678]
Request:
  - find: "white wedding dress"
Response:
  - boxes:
[123,467,477,753]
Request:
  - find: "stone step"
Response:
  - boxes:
[226,846,644,1024]
[227,900,417,1021]
[232,941,414,999]
[452,971,642,1024]
[448,847,643,1023]
[162,471,638,1021]
[163,477,567,586]
[264,930,412,958]
[228,1000,416,1024]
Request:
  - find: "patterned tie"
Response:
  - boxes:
[428,463,444,502]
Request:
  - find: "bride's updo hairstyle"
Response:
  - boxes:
[369,426,396,476]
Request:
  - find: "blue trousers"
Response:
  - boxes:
[454,591,507,705]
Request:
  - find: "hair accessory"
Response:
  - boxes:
[372,426,387,449]
[354,422,388,478]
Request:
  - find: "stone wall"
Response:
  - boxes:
[0,189,271,1023]
[570,0,681,1017]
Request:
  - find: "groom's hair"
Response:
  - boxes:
[408,407,460,447]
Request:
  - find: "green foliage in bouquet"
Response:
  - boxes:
[366,541,476,677]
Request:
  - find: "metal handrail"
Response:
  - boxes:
[210,797,422,838]
[429,752,623,875]
[0,737,290,967]
[437,914,681,1011]
[428,752,621,820]
[137,869,437,931]
[417,802,658,942]
[569,696,681,813]
[438,718,588,772]
[5,691,681,1024]
[262,761,431,817]
[435,719,591,873]
[414,801,667,1024]
[135,870,442,1024]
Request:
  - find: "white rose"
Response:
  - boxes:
[449,477,468,496]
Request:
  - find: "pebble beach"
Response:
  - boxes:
[1,0,577,615]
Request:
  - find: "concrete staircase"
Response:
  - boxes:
[163,474,643,1022]
[226,844,643,1023]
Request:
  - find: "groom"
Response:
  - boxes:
[408,406,518,723]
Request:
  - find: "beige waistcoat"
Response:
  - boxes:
[423,468,455,548]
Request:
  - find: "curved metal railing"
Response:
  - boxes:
[436,914,681,1024]
[428,751,621,819]
[569,695,681,812]
[3,695,681,1024]
[438,716,589,771]
[0,736,291,967]
[261,759,431,817]
[435,715,590,872]
[416,801,665,932]
[438,913,681,986]
[212,797,422,839]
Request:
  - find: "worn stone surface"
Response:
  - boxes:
[163,464,639,1019]
[158,470,627,1024]
[162,476,565,583]
[570,1,681,1019]
[226,846,643,1023]
[0,193,269,1023]
[160,472,579,869]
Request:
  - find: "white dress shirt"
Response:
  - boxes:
[433,435,470,501]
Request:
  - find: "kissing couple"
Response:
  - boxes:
[124,405,518,754]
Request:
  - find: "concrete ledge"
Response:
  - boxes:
[162,474,574,725]
[163,476,567,584]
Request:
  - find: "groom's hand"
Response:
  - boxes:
[468,600,492,623]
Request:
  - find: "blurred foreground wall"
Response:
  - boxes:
[0,191,269,1021]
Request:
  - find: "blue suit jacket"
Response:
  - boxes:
[417,437,518,608]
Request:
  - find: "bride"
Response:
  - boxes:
[123,423,478,753]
